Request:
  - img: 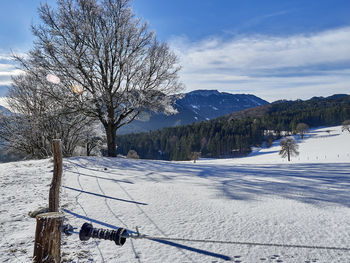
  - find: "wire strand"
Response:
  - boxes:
[128,234,350,252]
[65,227,350,252]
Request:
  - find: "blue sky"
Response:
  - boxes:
[0,0,350,101]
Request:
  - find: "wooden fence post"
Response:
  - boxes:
[33,212,64,263]
[49,139,62,212]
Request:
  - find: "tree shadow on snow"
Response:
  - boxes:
[65,157,350,208]
[200,163,350,207]
[62,185,147,205]
[118,161,350,207]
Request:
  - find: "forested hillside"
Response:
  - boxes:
[116,95,350,160]
[118,90,268,134]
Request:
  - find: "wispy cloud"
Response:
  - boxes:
[0,51,23,86]
[170,27,350,101]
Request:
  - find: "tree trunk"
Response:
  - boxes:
[105,123,117,157]
[86,142,90,156]
[287,148,290,161]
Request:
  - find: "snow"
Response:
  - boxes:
[209,126,350,165]
[1,126,350,262]
[191,104,200,109]
[250,98,262,106]
[0,97,10,109]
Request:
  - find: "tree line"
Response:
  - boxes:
[116,95,350,161]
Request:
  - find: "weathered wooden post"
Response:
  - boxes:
[49,139,63,212]
[33,140,63,262]
[33,212,64,263]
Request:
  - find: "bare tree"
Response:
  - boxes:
[295,123,309,139]
[342,120,350,133]
[190,151,201,163]
[279,137,299,162]
[82,122,105,156]
[16,0,183,157]
[0,71,94,158]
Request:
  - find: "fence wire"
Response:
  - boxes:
[131,234,350,251]
[63,160,350,260]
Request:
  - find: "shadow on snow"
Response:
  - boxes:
[63,209,232,261]
[62,185,147,206]
[65,157,350,207]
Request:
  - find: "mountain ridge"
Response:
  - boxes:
[118,89,269,134]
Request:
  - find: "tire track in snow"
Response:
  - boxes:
[103,171,196,263]
[66,161,106,262]
[88,164,196,262]
[95,177,142,263]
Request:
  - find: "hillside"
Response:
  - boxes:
[116,94,350,160]
[0,103,24,162]
[1,125,349,262]
[0,90,268,161]
[0,104,11,115]
[118,90,268,134]
[0,98,9,118]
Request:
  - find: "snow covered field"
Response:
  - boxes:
[0,126,349,262]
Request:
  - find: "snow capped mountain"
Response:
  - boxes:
[0,97,10,110]
[0,104,11,116]
[178,90,267,120]
[119,90,268,134]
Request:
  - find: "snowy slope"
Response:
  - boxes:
[0,126,349,262]
[0,97,9,109]
[201,126,350,165]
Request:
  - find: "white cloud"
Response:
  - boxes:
[0,69,23,76]
[0,51,23,86]
[170,27,350,101]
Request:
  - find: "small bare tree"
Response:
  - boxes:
[17,0,183,157]
[0,71,94,158]
[342,120,350,133]
[295,123,309,139]
[279,137,299,162]
[84,131,104,157]
[190,152,201,163]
